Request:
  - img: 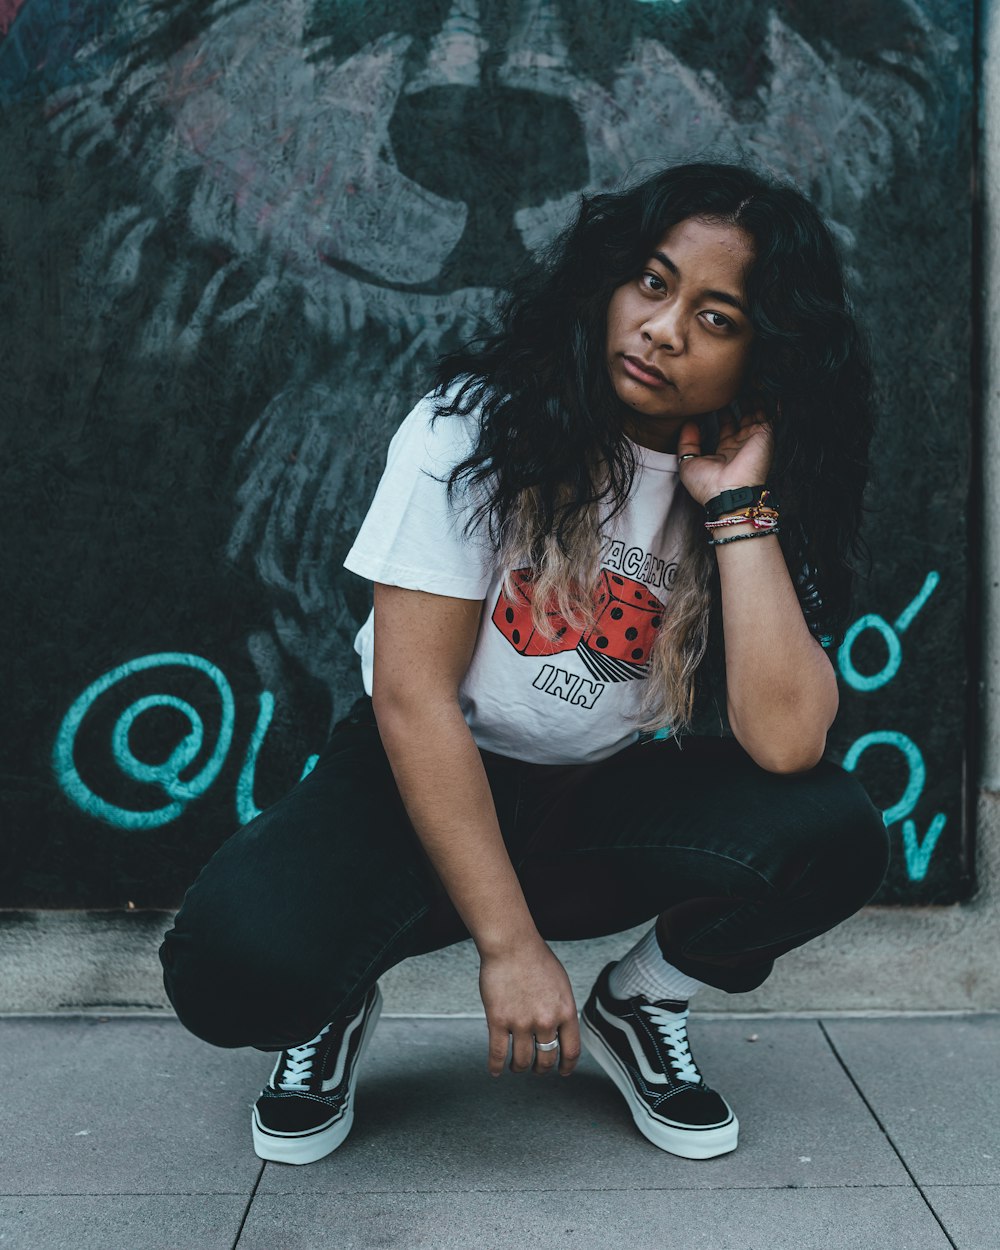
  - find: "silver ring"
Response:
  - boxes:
[678,453,699,462]
[534,1037,559,1052]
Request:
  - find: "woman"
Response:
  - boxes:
[159,161,890,1166]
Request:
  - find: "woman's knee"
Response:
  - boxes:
[803,763,891,904]
[159,923,259,1048]
[159,914,330,1050]
[159,881,425,1050]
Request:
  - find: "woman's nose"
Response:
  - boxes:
[642,305,686,352]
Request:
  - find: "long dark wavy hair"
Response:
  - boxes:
[431,161,876,733]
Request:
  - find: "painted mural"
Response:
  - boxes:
[0,0,974,905]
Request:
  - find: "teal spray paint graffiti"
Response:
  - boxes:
[837,572,939,692]
[838,572,944,881]
[237,689,319,826]
[52,571,944,881]
[51,652,318,831]
[841,731,946,883]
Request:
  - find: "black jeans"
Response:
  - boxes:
[159,697,890,1052]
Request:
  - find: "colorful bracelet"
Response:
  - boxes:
[703,489,779,532]
[704,514,771,530]
[708,527,781,546]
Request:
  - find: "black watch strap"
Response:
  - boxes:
[704,485,771,519]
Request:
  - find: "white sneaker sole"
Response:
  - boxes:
[251,984,383,1165]
[580,1009,739,1160]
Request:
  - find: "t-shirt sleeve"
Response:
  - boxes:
[343,391,495,600]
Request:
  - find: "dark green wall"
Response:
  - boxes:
[0,0,975,905]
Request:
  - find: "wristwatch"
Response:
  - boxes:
[704,485,773,520]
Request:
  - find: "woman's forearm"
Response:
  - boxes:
[713,522,839,772]
[372,692,542,957]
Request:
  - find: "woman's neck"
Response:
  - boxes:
[620,410,685,455]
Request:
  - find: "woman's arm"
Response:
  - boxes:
[370,582,581,1076]
[675,409,839,772]
[712,522,839,772]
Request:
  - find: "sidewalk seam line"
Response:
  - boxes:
[252,1182,921,1197]
[817,1020,959,1249]
[3,1182,995,1198]
[231,1160,265,1249]
[0,1192,260,1198]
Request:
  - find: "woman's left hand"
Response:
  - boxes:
[675,407,774,507]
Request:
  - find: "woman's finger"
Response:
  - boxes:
[675,418,702,460]
[509,1027,536,1073]
[557,1013,582,1076]
[531,1030,561,1075]
[487,1023,510,1077]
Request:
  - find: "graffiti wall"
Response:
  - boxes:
[0,0,974,906]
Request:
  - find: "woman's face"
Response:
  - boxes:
[605,216,756,453]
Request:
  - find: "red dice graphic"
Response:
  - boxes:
[581,570,664,665]
[491,568,583,656]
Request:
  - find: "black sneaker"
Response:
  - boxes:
[251,982,382,1164]
[580,961,738,1159]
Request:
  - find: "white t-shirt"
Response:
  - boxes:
[343,388,689,764]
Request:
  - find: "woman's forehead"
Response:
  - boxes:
[648,219,755,291]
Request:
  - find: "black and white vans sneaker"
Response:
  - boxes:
[251,982,382,1165]
[581,961,738,1160]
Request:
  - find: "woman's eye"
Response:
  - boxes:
[703,311,732,330]
[641,272,666,292]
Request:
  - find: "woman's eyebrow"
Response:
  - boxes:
[651,250,748,316]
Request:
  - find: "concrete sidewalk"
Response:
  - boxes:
[0,1013,996,1249]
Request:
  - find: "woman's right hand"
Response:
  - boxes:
[478,938,582,1078]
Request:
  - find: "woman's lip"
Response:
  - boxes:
[622,355,670,387]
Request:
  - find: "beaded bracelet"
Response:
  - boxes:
[708,527,781,546]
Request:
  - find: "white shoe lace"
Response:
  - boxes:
[277,1024,331,1092]
[640,1005,701,1084]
